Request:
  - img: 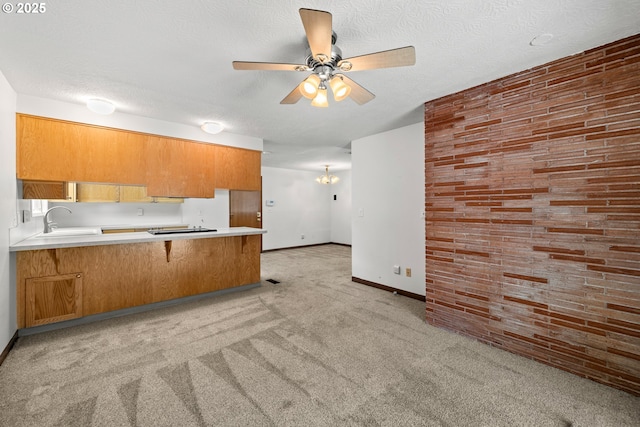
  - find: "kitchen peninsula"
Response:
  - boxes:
[11,113,266,333]
[11,227,266,331]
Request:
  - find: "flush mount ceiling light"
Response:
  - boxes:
[316,165,339,184]
[201,122,224,135]
[530,33,554,46]
[232,8,416,108]
[86,98,115,115]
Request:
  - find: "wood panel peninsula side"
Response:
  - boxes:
[12,229,264,329]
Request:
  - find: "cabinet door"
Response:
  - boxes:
[215,146,261,190]
[78,124,146,184]
[17,114,147,185]
[185,142,216,197]
[145,136,215,198]
[76,183,119,202]
[22,180,75,201]
[25,273,83,327]
[153,196,184,204]
[119,185,154,203]
[145,135,183,197]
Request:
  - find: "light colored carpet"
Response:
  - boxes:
[0,244,638,426]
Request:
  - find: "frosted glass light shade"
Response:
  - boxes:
[201,122,224,134]
[311,87,329,108]
[316,166,339,184]
[316,174,339,184]
[86,99,115,115]
[329,76,351,102]
[299,74,321,99]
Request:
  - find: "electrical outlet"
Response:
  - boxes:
[137,208,144,216]
[301,234,305,239]
[406,268,412,277]
[393,265,400,274]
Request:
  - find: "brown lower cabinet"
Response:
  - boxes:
[16,235,261,329]
[25,273,83,327]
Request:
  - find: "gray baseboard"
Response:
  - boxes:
[0,330,19,366]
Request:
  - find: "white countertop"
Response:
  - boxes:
[9,227,266,252]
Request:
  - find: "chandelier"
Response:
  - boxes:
[316,165,339,184]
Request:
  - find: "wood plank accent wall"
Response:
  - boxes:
[424,34,640,396]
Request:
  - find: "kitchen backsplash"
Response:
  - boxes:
[9,189,231,245]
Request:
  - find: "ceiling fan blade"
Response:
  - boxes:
[280,84,304,104]
[338,46,416,72]
[339,75,375,105]
[299,8,332,63]
[233,61,307,71]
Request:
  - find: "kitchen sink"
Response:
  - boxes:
[36,227,103,237]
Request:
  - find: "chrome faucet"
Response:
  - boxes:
[43,206,72,233]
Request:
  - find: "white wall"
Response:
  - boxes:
[0,71,18,352]
[181,191,230,229]
[14,193,231,241]
[330,170,352,245]
[49,202,183,228]
[48,193,230,230]
[261,167,335,250]
[352,122,425,296]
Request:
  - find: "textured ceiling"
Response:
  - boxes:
[1,0,639,171]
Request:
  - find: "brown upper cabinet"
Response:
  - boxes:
[17,114,146,184]
[145,135,215,198]
[22,180,75,201]
[16,114,261,197]
[76,183,120,202]
[76,183,185,203]
[215,145,261,191]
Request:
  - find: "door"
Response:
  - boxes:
[229,190,262,228]
[229,190,262,251]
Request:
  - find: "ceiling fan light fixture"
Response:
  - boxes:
[311,84,329,108]
[330,76,351,102]
[299,74,321,99]
[201,121,224,135]
[232,8,415,107]
[86,98,115,115]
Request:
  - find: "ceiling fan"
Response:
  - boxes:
[232,8,416,107]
